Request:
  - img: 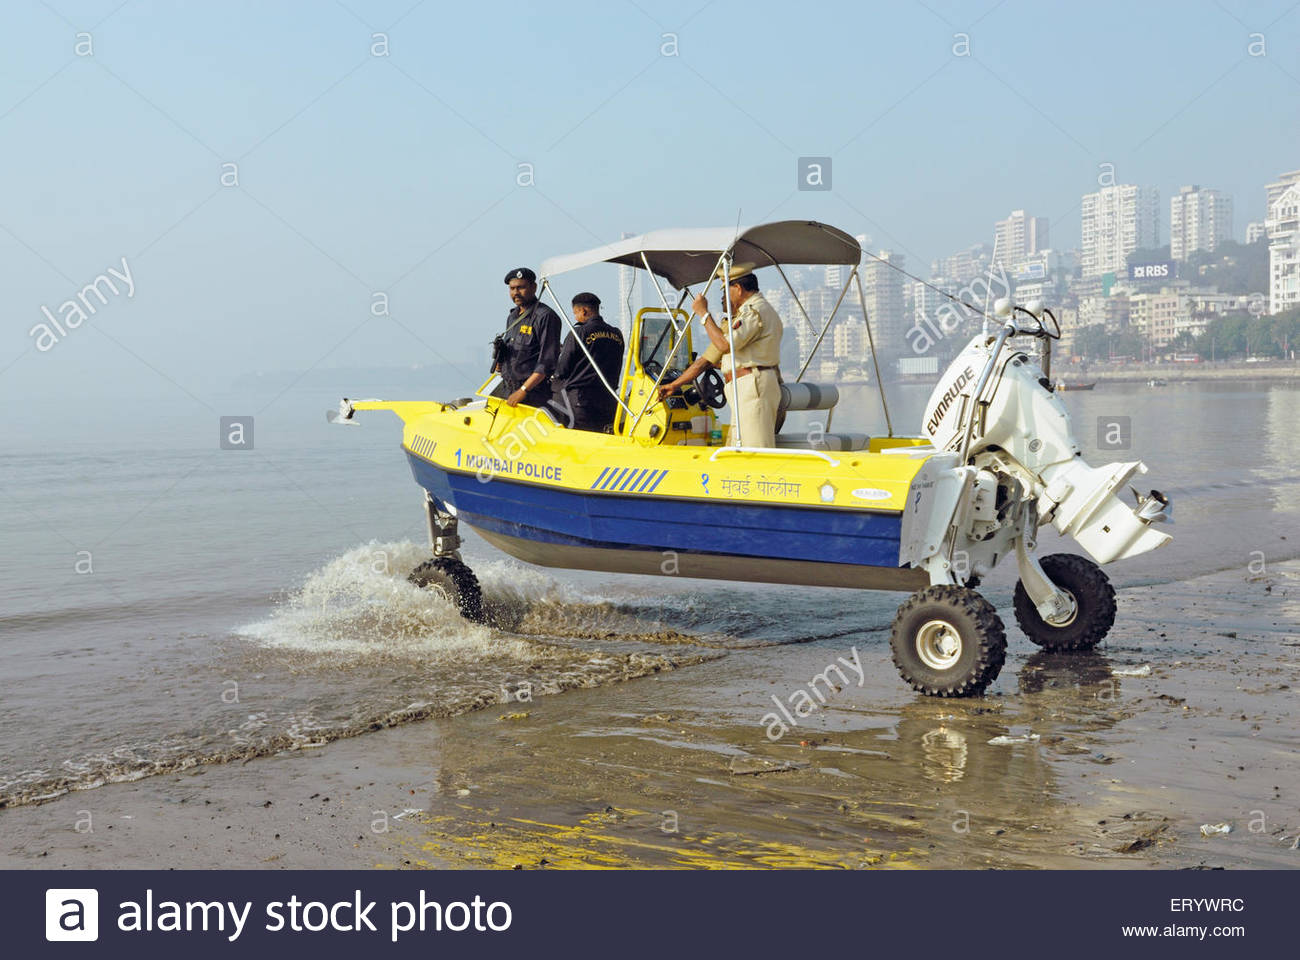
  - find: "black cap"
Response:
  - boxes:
[571,292,601,309]
[504,267,536,284]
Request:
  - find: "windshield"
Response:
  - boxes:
[638,313,683,372]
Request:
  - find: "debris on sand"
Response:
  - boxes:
[728,756,807,776]
[988,733,1041,745]
[1199,822,1232,837]
[1112,665,1153,677]
[1115,821,1170,853]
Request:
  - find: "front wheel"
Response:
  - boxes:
[408,557,487,624]
[1013,553,1115,651]
[890,586,1006,697]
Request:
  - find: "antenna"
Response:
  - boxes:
[983,233,1000,336]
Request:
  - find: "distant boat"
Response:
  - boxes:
[1054,381,1096,391]
[1147,378,1168,387]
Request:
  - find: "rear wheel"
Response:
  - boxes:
[890,586,1006,697]
[1013,553,1115,651]
[408,557,486,624]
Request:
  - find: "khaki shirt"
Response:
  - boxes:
[700,292,784,374]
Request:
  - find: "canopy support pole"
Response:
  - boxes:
[722,254,740,447]
[772,262,820,343]
[795,270,855,382]
[626,253,699,435]
[540,280,635,422]
[853,267,894,437]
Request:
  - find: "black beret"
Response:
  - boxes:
[504,267,536,284]
[571,292,601,308]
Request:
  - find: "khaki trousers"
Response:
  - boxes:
[724,368,780,448]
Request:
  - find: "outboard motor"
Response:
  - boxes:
[922,301,1171,564]
[881,299,1172,698]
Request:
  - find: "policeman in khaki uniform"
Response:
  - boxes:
[658,263,784,447]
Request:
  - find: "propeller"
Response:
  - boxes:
[1130,486,1172,523]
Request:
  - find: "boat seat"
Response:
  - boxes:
[778,382,838,413]
[774,431,870,452]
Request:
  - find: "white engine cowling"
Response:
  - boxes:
[921,335,1170,565]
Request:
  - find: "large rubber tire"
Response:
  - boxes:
[890,586,1007,697]
[408,557,486,624]
[1013,553,1116,652]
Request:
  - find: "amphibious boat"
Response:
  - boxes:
[331,221,1171,696]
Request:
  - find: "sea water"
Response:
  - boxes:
[2,381,1297,807]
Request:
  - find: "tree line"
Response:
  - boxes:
[1071,307,1298,360]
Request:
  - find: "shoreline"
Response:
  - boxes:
[1065,363,1298,384]
[899,363,1299,387]
[2,560,1297,870]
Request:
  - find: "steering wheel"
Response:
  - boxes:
[695,367,726,409]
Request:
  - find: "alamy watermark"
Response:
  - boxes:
[30,256,135,351]
[761,646,865,741]
[905,263,1009,356]
[471,393,576,483]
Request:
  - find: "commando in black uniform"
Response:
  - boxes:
[553,293,624,431]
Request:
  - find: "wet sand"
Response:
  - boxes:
[2,561,1297,870]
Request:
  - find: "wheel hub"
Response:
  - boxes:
[1044,588,1078,628]
[916,619,963,670]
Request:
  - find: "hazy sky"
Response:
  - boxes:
[2,0,1298,414]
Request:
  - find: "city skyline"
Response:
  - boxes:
[732,156,1293,374]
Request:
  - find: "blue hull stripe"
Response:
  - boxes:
[407,454,902,569]
[646,469,667,493]
[590,467,612,489]
[635,469,661,493]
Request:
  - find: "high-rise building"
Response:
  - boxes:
[1078,293,1130,334]
[932,243,991,284]
[1080,185,1159,278]
[776,285,836,370]
[1246,221,1266,244]
[1169,185,1233,260]
[1265,170,1300,315]
[1128,289,1182,348]
[910,279,949,331]
[832,315,866,360]
[1266,169,1300,212]
[862,250,907,357]
[993,210,1049,269]
[826,233,870,289]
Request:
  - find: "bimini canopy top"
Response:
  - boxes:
[538,220,862,289]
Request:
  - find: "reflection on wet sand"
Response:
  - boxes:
[391,676,1109,870]
[379,564,1298,870]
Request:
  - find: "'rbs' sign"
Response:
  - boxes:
[1129,260,1175,280]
